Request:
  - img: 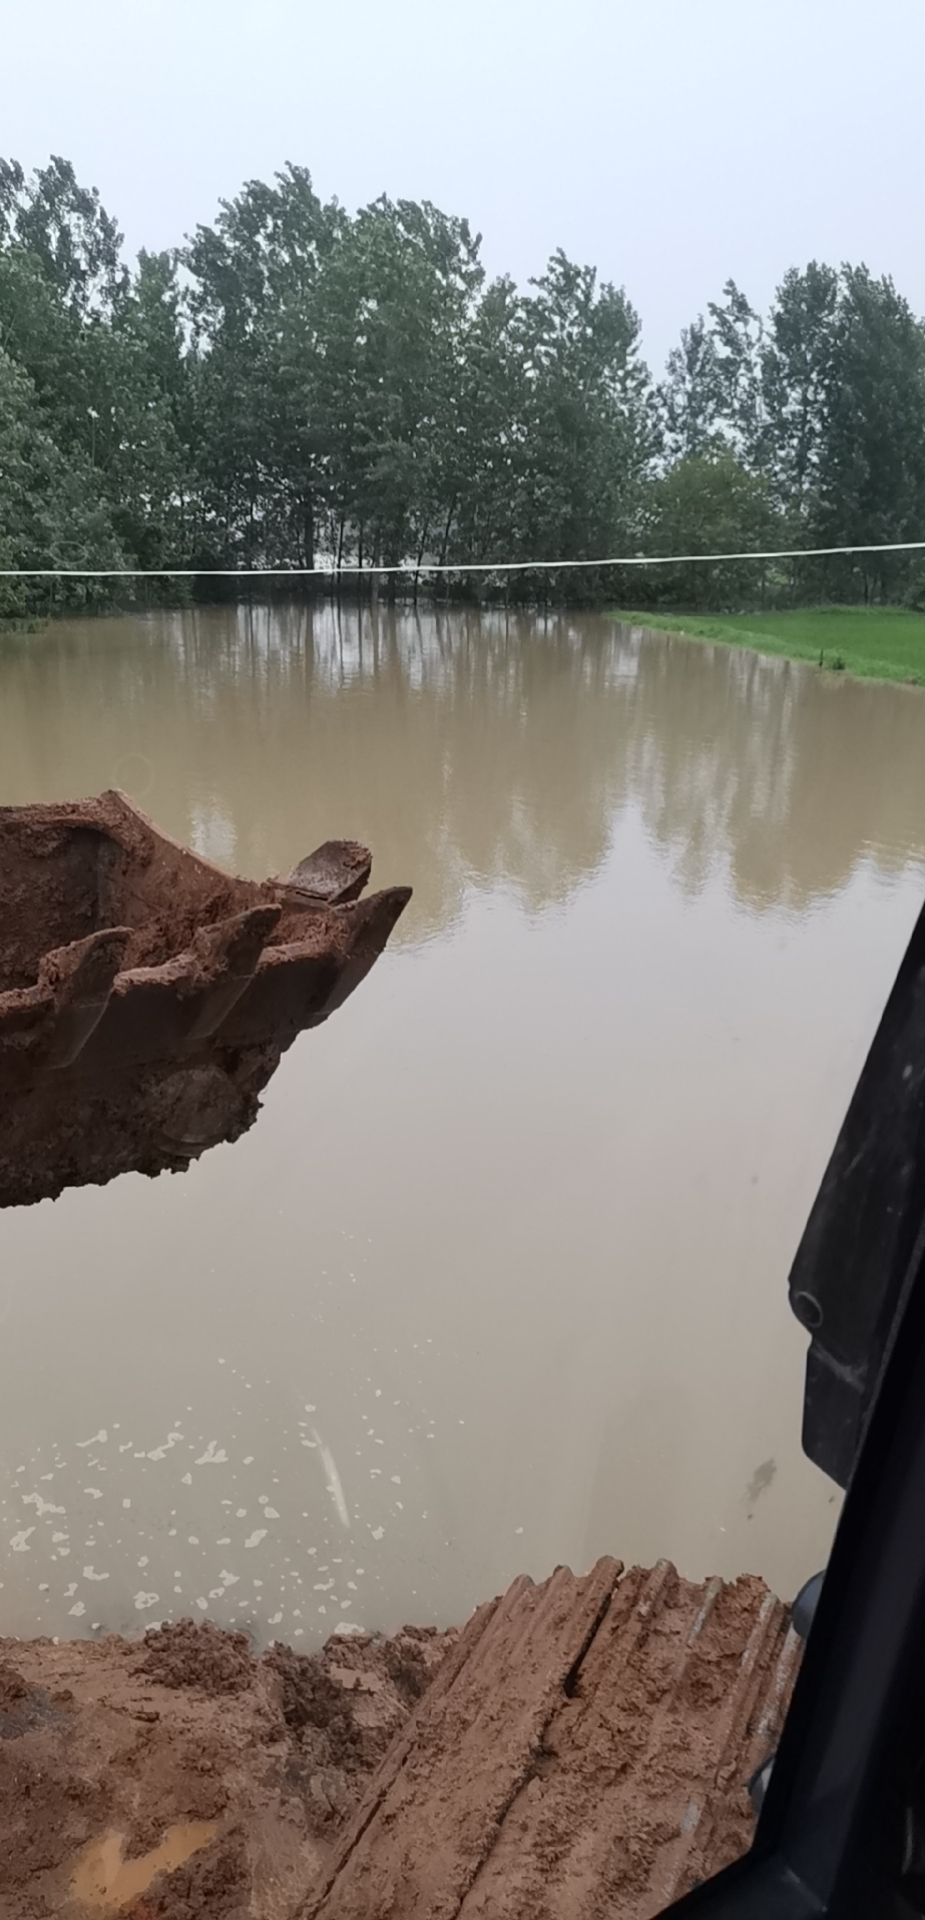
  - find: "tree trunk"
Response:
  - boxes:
[413,522,430,603]
[438,500,456,568]
[336,514,346,597]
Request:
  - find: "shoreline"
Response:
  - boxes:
[613,605,925,687]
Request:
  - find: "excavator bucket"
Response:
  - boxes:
[0,789,410,1207]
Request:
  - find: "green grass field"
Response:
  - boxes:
[612,607,925,686]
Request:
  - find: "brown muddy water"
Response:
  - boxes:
[0,603,923,1648]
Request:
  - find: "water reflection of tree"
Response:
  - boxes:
[193,603,628,934]
[620,628,925,909]
[2,606,924,937]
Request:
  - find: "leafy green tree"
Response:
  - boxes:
[645,448,781,609]
[659,263,925,607]
[438,273,526,566]
[0,155,126,318]
[105,250,196,569]
[0,345,125,617]
[706,281,764,466]
[0,243,89,448]
[814,267,925,596]
[660,317,721,460]
[185,165,341,568]
[306,196,484,579]
[4,146,925,616]
[661,284,762,467]
[761,262,839,515]
[509,252,658,568]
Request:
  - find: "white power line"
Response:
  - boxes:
[2,538,925,578]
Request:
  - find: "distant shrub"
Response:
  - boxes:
[903,569,925,612]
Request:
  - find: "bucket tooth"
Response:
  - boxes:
[281,840,372,904]
[184,905,282,1039]
[42,927,133,1068]
[0,927,131,1069]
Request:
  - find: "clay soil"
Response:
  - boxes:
[0,1558,801,1920]
[0,1612,454,1920]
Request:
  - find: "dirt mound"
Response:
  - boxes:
[0,1615,458,1918]
[138,1620,256,1697]
[0,791,410,1205]
[267,1625,458,1819]
[0,1562,799,1920]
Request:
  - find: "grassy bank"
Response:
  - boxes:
[613,607,925,685]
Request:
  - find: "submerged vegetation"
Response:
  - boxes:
[3,156,925,622]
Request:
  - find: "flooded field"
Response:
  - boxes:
[1,602,923,1647]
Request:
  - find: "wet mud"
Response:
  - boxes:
[0,1611,454,1918]
[0,1559,799,1920]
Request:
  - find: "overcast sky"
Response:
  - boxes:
[3,0,924,370]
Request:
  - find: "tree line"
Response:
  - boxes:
[2,154,925,618]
